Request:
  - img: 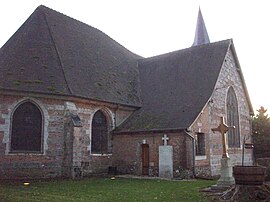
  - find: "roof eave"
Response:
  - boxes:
[0,88,142,108]
[113,127,186,135]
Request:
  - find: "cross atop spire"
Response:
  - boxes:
[192,7,210,46]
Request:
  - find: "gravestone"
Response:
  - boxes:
[159,134,173,178]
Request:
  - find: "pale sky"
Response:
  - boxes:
[0,0,269,113]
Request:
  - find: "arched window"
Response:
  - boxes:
[91,110,110,154]
[226,87,240,148]
[10,101,42,152]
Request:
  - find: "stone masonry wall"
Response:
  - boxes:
[190,47,253,177]
[71,102,135,177]
[0,94,65,179]
[0,93,136,179]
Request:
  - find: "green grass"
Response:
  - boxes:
[0,178,215,202]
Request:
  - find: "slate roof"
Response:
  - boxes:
[192,8,210,46]
[0,5,142,107]
[115,40,232,133]
[0,6,253,133]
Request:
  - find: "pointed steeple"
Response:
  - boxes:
[192,8,210,46]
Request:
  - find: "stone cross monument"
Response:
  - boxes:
[159,134,173,178]
[211,116,235,188]
[212,117,235,158]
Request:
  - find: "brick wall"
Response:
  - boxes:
[112,132,194,178]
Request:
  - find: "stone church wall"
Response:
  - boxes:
[0,93,136,179]
[71,102,135,177]
[0,47,253,179]
[0,94,65,179]
[112,132,194,178]
[190,48,253,177]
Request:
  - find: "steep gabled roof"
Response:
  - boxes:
[115,40,232,133]
[0,6,253,133]
[0,5,142,107]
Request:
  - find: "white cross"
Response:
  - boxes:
[162,134,169,146]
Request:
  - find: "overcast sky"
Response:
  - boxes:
[0,0,269,113]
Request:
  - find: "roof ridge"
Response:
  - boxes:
[141,39,232,62]
[40,7,73,94]
[37,5,142,59]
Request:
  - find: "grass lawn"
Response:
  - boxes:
[0,178,215,202]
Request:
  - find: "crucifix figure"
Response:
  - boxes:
[211,117,235,158]
[162,134,169,146]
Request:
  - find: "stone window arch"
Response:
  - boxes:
[10,101,43,153]
[91,110,112,154]
[226,87,240,148]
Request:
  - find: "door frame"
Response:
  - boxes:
[141,143,149,175]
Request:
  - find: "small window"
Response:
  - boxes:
[195,133,205,156]
[227,87,240,147]
[10,102,42,152]
[91,110,110,154]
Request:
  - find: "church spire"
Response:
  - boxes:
[192,7,210,46]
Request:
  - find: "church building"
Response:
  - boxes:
[0,6,253,179]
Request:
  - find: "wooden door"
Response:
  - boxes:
[142,144,149,175]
